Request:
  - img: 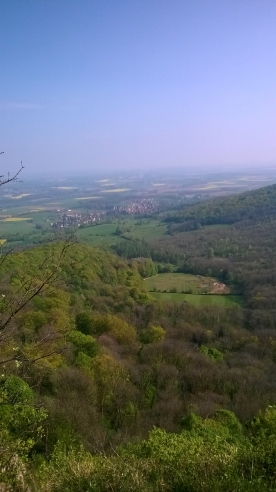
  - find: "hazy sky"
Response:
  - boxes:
[1,1,276,174]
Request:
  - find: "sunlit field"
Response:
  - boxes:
[11,194,31,199]
[4,217,32,222]
[150,292,242,307]
[144,273,229,294]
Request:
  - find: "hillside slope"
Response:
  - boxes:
[1,241,276,489]
[165,182,276,230]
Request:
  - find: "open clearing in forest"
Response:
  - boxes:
[144,273,230,295]
[76,218,167,246]
[127,220,167,240]
[76,223,119,247]
[150,292,242,307]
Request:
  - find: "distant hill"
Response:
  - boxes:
[165,183,276,231]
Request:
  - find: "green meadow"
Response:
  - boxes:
[144,273,216,294]
[76,223,120,247]
[127,219,167,240]
[144,272,243,307]
[150,292,242,307]
[76,218,167,246]
[0,219,35,236]
[144,272,232,294]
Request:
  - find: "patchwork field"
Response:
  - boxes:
[0,210,59,246]
[0,168,275,251]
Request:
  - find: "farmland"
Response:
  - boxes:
[1,167,276,250]
[4,217,32,222]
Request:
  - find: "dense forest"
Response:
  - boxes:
[2,183,276,490]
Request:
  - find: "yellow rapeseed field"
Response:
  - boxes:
[4,217,32,222]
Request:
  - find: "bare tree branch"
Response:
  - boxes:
[0,155,78,371]
[0,156,24,187]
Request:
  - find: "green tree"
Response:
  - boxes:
[0,375,47,488]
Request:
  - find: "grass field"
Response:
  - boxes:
[144,273,228,294]
[0,210,58,244]
[150,292,242,307]
[128,220,167,240]
[76,218,167,246]
[0,211,166,248]
[76,223,120,247]
[0,220,35,235]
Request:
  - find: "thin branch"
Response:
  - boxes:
[0,160,24,187]
[0,347,65,365]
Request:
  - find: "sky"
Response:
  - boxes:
[1,0,276,174]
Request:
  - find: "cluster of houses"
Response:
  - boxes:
[51,211,104,229]
[51,198,160,229]
[114,198,159,215]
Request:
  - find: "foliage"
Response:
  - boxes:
[67,331,99,358]
[199,345,223,361]
[33,410,276,491]
[140,325,166,344]
[2,180,276,490]
[0,376,47,489]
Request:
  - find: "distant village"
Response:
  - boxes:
[51,198,159,229]
[115,198,159,215]
[51,211,104,230]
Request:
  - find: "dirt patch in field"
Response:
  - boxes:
[209,281,230,294]
[196,275,230,294]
